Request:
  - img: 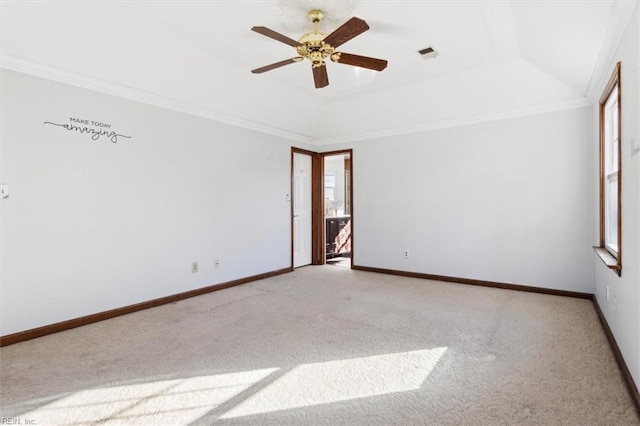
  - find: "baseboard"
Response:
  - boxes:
[591,295,640,416]
[0,267,292,347]
[352,265,592,299]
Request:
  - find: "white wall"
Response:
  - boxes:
[592,4,640,390]
[347,107,594,293]
[1,69,293,335]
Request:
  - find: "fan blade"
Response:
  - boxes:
[252,57,302,74]
[251,26,301,47]
[312,65,329,89]
[332,52,388,71]
[323,17,369,48]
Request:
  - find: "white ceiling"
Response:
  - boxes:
[1,1,636,145]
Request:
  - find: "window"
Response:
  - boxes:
[594,62,622,275]
[324,173,336,201]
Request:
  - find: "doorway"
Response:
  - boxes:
[323,151,352,268]
[291,148,353,268]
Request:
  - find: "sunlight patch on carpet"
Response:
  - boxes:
[220,347,447,419]
[18,368,278,425]
[17,348,446,424]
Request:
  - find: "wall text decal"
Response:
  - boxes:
[44,117,132,143]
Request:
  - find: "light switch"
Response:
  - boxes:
[0,184,8,199]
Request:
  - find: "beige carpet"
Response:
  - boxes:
[1,266,638,425]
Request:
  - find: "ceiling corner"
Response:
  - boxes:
[585,1,638,104]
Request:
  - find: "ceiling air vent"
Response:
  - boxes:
[418,46,437,59]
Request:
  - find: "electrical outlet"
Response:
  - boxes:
[0,184,9,199]
[214,259,220,269]
[403,250,409,258]
[191,262,199,273]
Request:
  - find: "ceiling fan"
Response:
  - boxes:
[251,10,388,89]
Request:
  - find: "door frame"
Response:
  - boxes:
[290,147,354,268]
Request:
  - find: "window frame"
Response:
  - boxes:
[594,62,622,276]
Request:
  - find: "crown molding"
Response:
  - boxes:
[0,54,317,145]
[317,98,591,146]
[1,55,590,148]
[585,1,638,104]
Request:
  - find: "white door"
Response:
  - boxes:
[293,152,312,267]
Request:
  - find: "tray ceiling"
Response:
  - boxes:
[1,1,635,145]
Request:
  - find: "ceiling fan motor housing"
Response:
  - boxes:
[297,39,334,67]
[297,11,334,68]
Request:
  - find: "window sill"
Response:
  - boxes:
[593,246,622,276]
